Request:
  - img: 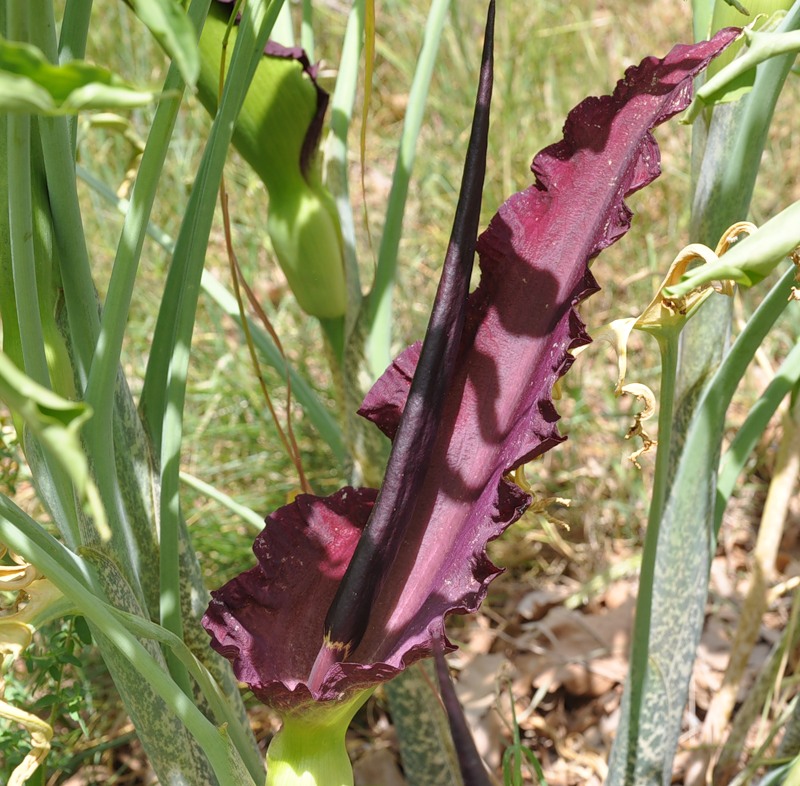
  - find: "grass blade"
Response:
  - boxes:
[716,341,800,530]
[363,0,451,379]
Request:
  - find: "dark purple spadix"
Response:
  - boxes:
[311,1,496,683]
[202,24,739,715]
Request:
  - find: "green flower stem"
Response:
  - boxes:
[788,758,800,786]
[622,327,680,770]
[265,693,372,786]
[58,0,94,150]
[319,316,346,369]
[264,183,347,321]
[647,333,681,530]
[6,6,48,388]
[29,0,99,390]
[364,0,451,379]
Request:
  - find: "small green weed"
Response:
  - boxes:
[501,682,548,786]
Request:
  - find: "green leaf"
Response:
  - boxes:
[123,0,201,86]
[716,341,800,531]
[57,653,84,668]
[0,351,110,541]
[0,37,159,114]
[74,615,93,645]
[683,27,800,122]
[664,199,800,295]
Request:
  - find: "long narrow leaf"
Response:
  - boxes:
[136,0,287,682]
[81,0,211,629]
[139,0,286,446]
[324,0,365,326]
[716,340,800,530]
[363,0,451,379]
[124,0,201,86]
[0,505,256,786]
[29,0,100,390]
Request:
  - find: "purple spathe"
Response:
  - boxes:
[203,27,740,715]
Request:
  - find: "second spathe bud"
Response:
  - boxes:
[197,1,347,319]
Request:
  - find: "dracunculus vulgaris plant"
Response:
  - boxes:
[203,16,739,784]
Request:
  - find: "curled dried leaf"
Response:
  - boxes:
[0,549,42,592]
[1,613,56,786]
[510,464,571,513]
[621,383,658,468]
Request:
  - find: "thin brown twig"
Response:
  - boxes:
[218,188,310,494]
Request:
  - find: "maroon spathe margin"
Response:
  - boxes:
[203,28,740,714]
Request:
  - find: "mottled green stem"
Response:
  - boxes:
[624,329,679,765]
[385,662,464,786]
